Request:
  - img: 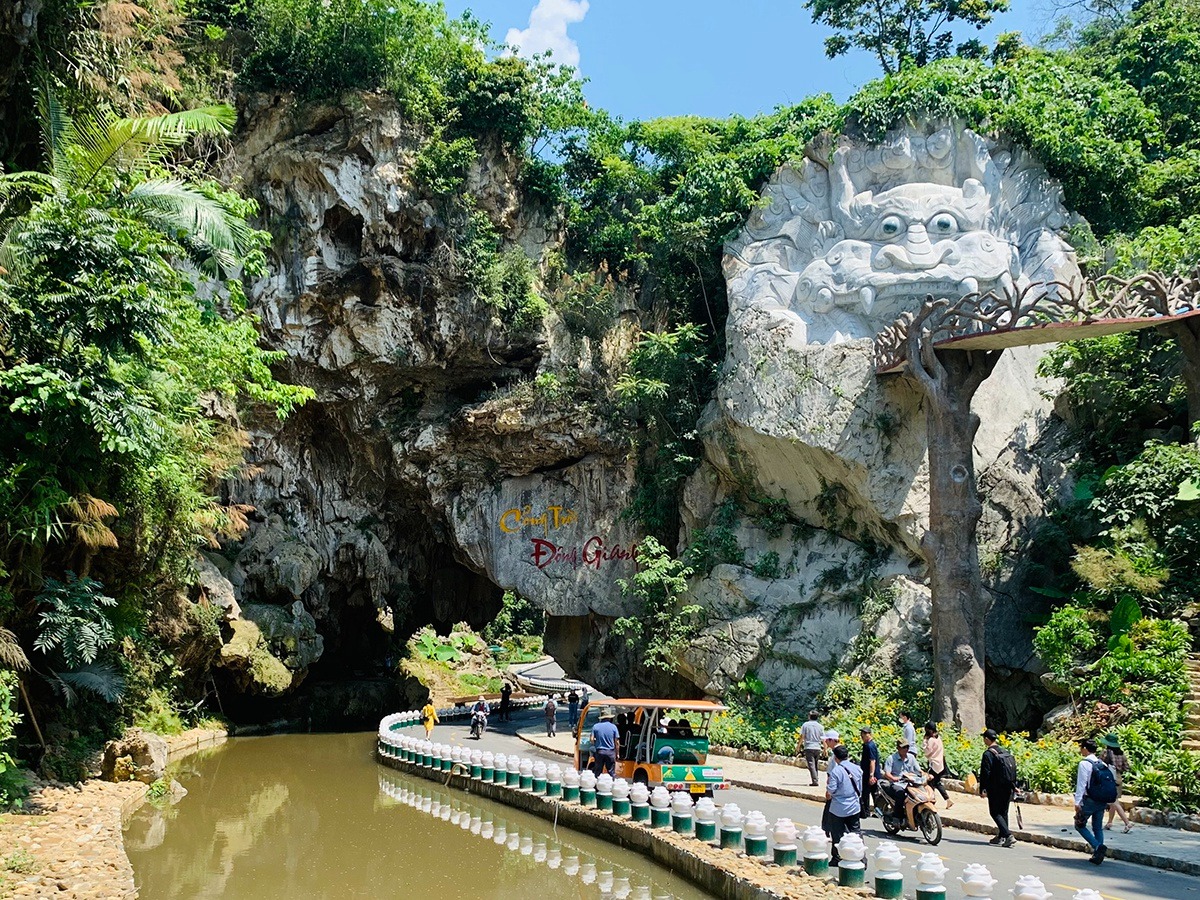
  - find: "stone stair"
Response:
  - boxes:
[1184,654,1200,752]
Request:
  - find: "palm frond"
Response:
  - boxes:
[124,179,255,277]
[0,627,29,671]
[48,661,126,705]
[73,105,236,190]
[36,83,76,188]
[0,171,57,212]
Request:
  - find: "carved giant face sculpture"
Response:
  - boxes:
[794,179,1018,320]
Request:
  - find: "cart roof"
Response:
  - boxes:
[588,699,727,712]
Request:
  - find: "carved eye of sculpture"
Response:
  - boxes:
[880,215,904,238]
[930,214,958,235]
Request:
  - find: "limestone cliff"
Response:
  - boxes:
[208,102,1074,727]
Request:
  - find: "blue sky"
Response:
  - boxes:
[443,1,1067,122]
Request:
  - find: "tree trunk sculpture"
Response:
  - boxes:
[1166,316,1200,433]
[904,309,1001,734]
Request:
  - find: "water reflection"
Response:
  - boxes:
[378,769,697,899]
[126,733,710,900]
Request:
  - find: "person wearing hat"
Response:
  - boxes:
[881,738,922,815]
[1101,733,1133,833]
[825,744,863,864]
[859,726,880,817]
[590,708,620,776]
[980,729,1016,848]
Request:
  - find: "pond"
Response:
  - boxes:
[125,732,713,899]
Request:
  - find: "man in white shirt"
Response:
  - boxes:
[797,711,825,787]
[1074,738,1109,865]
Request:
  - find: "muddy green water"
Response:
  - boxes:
[125,733,712,900]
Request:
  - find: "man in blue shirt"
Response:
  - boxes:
[825,745,863,864]
[881,741,922,814]
[590,709,620,775]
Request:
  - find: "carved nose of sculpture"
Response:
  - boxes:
[904,223,934,261]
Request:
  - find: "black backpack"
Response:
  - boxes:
[989,746,1018,787]
[1086,759,1119,804]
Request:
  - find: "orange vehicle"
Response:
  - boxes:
[573,699,729,795]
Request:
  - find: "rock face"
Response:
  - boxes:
[101,728,168,784]
[215,104,1075,725]
[681,123,1079,711]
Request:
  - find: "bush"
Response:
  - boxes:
[0,671,27,807]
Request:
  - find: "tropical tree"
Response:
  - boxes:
[805,0,1011,74]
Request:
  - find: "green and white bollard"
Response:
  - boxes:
[772,818,798,867]
[519,759,534,791]
[719,803,744,850]
[532,761,547,794]
[579,769,598,807]
[629,781,650,821]
[670,793,694,834]
[470,749,483,779]
[839,863,866,889]
[836,832,867,888]
[694,798,718,842]
[744,811,769,857]
[611,778,631,816]
[562,769,581,802]
[873,840,905,899]
[914,852,949,900]
[649,786,671,828]
[506,756,521,787]
[546,764,563,798]
[481,750,494,782]
[801,824,829,875]
[493,754,508,784]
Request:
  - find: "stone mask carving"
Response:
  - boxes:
[725,124,1080,345]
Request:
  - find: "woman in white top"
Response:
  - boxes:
[923,722,954,809]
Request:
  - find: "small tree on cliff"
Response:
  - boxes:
[614,537,701,673]
[805,0,1010,74]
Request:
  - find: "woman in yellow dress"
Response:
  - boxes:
[422,700,439,738]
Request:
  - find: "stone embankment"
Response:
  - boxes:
[0,728,225,899]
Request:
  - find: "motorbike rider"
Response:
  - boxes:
[471,695,490,733]
[881,740,923,815]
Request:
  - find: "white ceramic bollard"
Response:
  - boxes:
[579,768,598,807]
[612,777,631,815]
[960,864,998,898]
[914,852,949,899]
[519,757,534,790]
[719,803,743,850]
[874,841,905,899]
[744,810,769,856]
[629,781,650,822]
[506,754,521,786]
[1072,892,1103,900]
[1011,875,1052,900]
[670,792,694,834]
[836,831,867,888]
[547,763,564,798]
[649,786,671,828]
[596,773,615,811]
[694,797,718,841]
[772,818,798,866]
[799,823,830,874]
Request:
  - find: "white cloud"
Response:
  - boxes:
[504,0,590,68]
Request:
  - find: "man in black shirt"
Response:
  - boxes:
[979,728,1016,848]
[859,726,880,817]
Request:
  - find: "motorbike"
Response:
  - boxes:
[470,710,488,739]
[877,772,942,844]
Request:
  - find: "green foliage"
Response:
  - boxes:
[483,591,545,644]
[683,499,744,573]
[1037,334,1186,468]
[33,575,117,669]
[806,0,1010,74]
[614,537,701,673]
[2,848,38,875]
[0,671,27,808]
[752,551,782,580]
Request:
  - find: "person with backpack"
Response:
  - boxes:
[543,694,558,737]
[979,729,1016,848]
[1075,737,1116,865]
[1101,733,1133,833]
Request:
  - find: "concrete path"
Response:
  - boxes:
[438,714,1200,899]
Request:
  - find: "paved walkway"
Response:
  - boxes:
[516,729,1200,877]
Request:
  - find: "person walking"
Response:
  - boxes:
[567,689,580,730]
[824,745,863,865]
[819,730,840,834]
[923,722,954,809]
[590,709,620,776]
[499,682,513,722]
[421,699,439,738]
[900,711,917,751]
[979,729,1016,848]
[859,726,880,817]
[1075,737,1117,865]
[797,711,825,787]
[544,694,558,737]
[1101,733,1133,833]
